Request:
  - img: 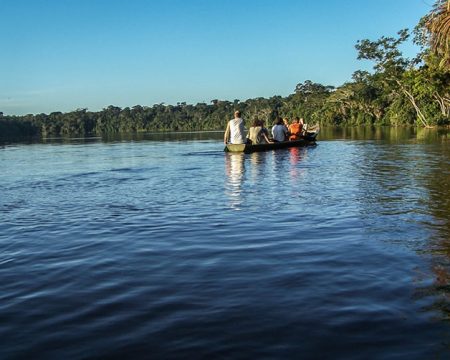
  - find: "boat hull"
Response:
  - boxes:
[225,138,316,153]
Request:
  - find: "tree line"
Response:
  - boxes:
[1,1,449,140]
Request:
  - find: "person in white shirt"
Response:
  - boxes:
[224,111,246,144]
[271,117,288,142]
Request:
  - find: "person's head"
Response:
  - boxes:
[234,110,241,118]
[283,118,289,125]
[276,117,283,125]
[294,116,300,123]
[252,118,260,127]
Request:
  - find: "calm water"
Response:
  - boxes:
[1,128,449,359]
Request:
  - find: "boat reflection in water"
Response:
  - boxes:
[249,151,265,183]
[288,146,310,183]
[224,153,245,210]
[225,147,313,208]
[289,147,302,166]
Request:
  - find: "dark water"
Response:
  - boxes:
[1,128,449,359]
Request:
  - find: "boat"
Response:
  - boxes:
[224,125,320,153]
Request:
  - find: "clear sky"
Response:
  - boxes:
[1,0,433,115]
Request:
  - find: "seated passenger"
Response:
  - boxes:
[288,117,303,141]
[272,117,288,142]
[224,110,246,144]
[260,120,271,144]
[299,117,306,135]
[247,119,272,144]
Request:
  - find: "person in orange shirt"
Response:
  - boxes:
[288,117,303,141]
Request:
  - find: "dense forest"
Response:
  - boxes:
[1,0,449,140]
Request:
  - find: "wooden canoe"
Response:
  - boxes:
[224,126,319,153]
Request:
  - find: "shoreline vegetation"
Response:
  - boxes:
[1,1,449,141]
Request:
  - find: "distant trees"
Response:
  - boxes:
[1,1,449,141]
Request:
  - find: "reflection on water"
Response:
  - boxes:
[287,147,308,182]
[319,126,449,143]
[249,152,266,183]
[224,146,316,209]
[100,131,223,143]
[289,147,302,165]
[0,131,225,146]
[225,153,245,210]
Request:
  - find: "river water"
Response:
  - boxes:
[1,127,449,359]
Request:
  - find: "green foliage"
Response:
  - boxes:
[425,0,450,68]
[355,27,450,127]
[0,116,39,140]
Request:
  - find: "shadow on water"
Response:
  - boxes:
[184,150,224,157]
[414,141,450,320]
[223,129,450,325]
[326,129,450,324]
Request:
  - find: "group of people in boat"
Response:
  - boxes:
[224,110,307,145]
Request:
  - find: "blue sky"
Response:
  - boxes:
[1,0,433,115]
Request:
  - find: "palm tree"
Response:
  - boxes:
[426,0,450,67]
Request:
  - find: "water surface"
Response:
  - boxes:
[1,128,449,358]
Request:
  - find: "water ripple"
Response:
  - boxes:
[1,133,449,358]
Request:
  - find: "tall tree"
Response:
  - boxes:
[425,0,450,68]
[356,30,432,127]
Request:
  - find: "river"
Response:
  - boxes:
[1,127,449,359]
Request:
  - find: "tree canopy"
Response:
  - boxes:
[425,0,450,68]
